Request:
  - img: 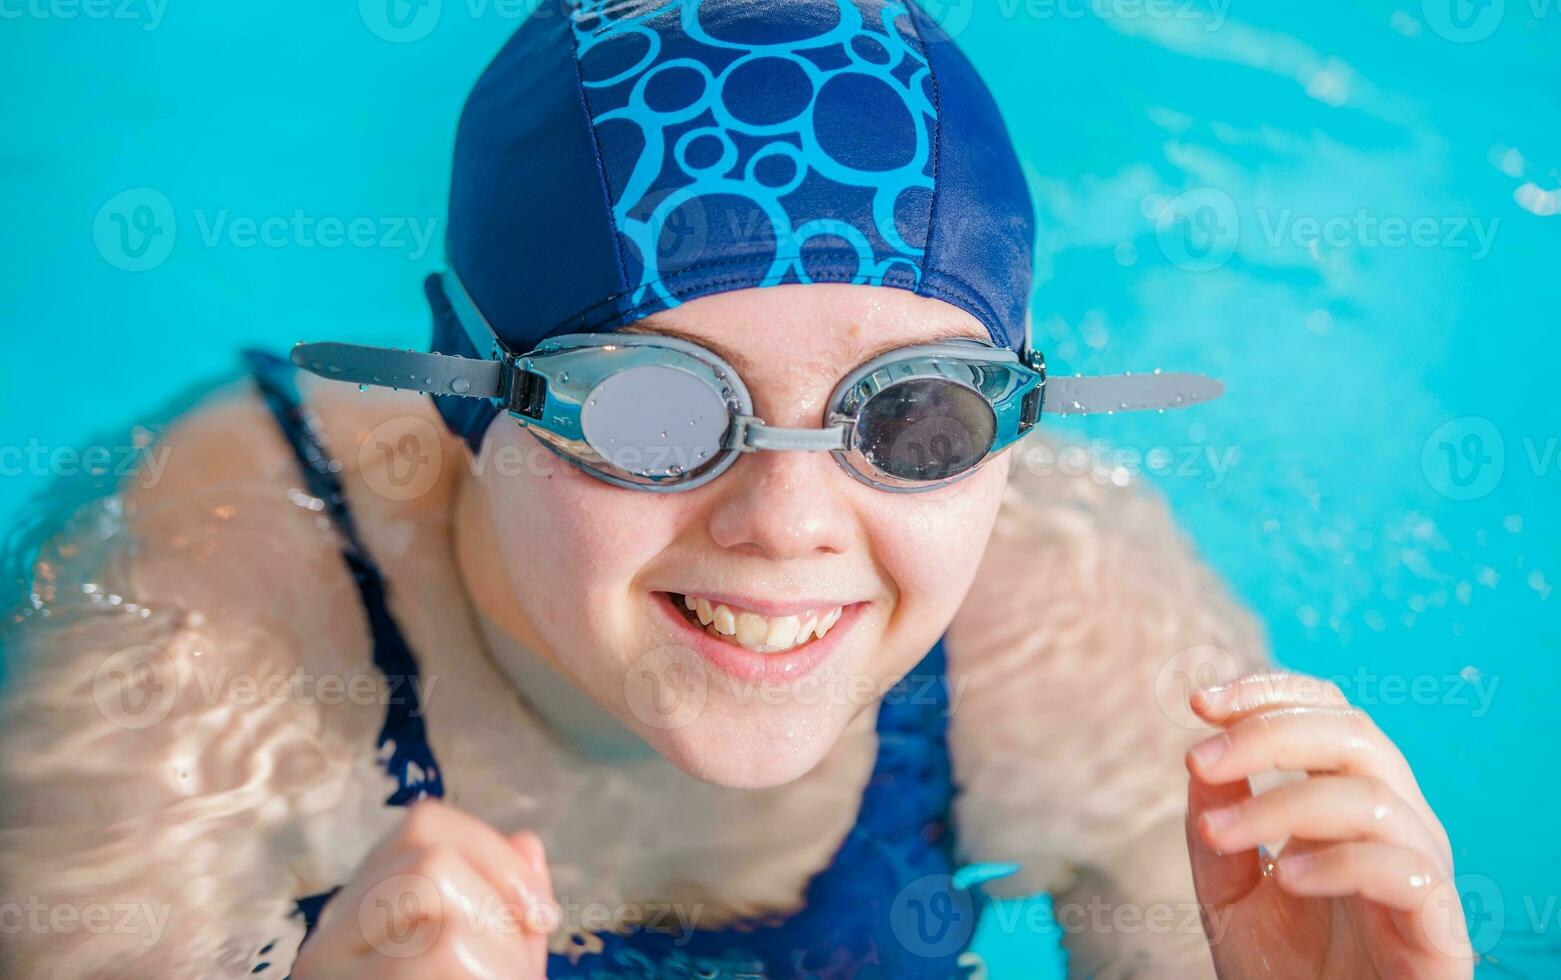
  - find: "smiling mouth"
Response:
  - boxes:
[666,592,845,655]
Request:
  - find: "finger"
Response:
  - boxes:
[522,935,551,979]
[1188,706,1458,908]
[1185,767,1262,910]
[373,929,527,980]
[427,924,533,980]
[309,803,456,943]
[1191,672,1349,724]
[508,833,558,978]
[1277,842,1473,963]
[1196,775,1449,877]
[1187,706,1419,791]
[395,804,559,934]
[1275,841,1444,912]
[517,908,553,979]
[303,804,539,975]
[341,799,456,892]
[507,830,561,935]
[353,844,533,964]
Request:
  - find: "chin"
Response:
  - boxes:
[610,592,887,787]
[633,699,859,789]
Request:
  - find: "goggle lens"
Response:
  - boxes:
[579,364,731,481]
[855,378,996,483]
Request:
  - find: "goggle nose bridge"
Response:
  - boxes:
[729,417,851,454]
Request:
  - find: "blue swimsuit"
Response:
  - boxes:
[247,351,991,978]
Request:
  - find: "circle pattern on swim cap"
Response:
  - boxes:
[572,0,937,321]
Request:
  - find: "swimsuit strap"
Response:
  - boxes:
[242,351,446,965]
[243,349,444,806]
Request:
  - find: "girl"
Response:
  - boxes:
[0,1,1469,977]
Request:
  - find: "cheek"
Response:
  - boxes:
[863,462,1007,619]
[477,428,679,630]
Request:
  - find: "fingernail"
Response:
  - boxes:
[1202,804,1239,833]
[1277,854,1313,880]
[516,833,545,874]
[1189,734,1228,771]
[1194,684,1231,715]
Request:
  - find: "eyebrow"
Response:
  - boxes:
[617,318,991,374]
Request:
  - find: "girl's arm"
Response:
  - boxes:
[0,387,402,978]
[947,435,1270,978]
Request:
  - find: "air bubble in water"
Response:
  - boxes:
[450,377,472,394]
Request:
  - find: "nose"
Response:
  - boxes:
[705,447,857,560]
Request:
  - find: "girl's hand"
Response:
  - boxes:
[291,799,558,979]
[1184,672,1474,980]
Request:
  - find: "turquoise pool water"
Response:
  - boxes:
[2,1,1557,975]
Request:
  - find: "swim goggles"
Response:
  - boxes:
[290,271,1222,494]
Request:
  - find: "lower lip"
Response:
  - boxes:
[652,592,863,683]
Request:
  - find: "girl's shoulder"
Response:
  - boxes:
[127,364,466,533]
[946,430,1271,897]
[114,366,467,629]
[0,369,467,976]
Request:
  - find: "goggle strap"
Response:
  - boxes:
[1044,372,1224,415]
[289,341,504,400]
[440,267,505,359]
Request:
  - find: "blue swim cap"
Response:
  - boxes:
[429,0,1036,450]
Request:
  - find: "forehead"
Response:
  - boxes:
[616,283,992,375]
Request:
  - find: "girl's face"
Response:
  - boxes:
[461,283,1013,788]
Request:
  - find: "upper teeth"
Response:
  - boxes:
[681,594,844,653]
